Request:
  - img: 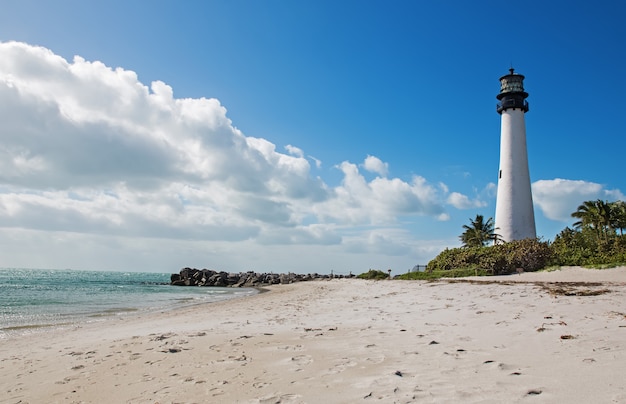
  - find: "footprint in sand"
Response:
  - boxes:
[497,363,515,371]
[365,355,386,364]
[482,360,521,374]
[150,332,177,341]
[326,358,357,374]
[277,344,304,352]
[257,393,302,404]
[55,376,78,385]
[290,354,313,368]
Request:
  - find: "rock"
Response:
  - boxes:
[170,268,333,287]
[226,273,240,285]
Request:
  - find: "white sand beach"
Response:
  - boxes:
[2,266,626,403]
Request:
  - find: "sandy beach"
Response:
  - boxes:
[2,266,626,403]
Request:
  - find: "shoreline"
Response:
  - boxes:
[0,269,259,339]
[2,267,625,403]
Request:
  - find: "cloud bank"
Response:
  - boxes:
[0,41,487,271]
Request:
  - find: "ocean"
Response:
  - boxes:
[0,268,257,339]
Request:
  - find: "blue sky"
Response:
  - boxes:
[0,1,624,274]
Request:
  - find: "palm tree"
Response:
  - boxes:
[572,199,614,242]
[610,200,626,236]
[460,214,498,248]
[572,200,600,231]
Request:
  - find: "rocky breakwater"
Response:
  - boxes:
[170,267,351,287]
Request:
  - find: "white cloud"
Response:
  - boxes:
[284,144,304,158]
[361,155,389,177]
[437,213,451,221]
[308,155,322,169]
[446,192,486,209]
[533,178,625,222]
[313,162,446,225]
[344,230,412,256]
[485,182,497,198]
[0,41,473,272]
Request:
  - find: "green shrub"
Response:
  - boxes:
[549,228,626,267]
[397,268,491,280]
[357,269,390,280]
[426,238,552,275]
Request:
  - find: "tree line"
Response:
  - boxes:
[427,199,626,274]
[460,199,626,248]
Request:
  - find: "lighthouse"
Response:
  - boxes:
[494,68,536,242]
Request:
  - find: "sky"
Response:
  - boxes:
[0,1,624,274]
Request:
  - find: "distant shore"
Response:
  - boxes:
[2,266,625,403]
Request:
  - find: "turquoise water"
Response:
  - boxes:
[0,268,257,338]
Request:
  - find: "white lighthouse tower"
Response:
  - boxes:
[494,68,536,242]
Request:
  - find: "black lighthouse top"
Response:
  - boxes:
[496,68,529,114]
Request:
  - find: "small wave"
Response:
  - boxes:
[88,308,139,317]
[173,297,196,302]
[1,322,73,331]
